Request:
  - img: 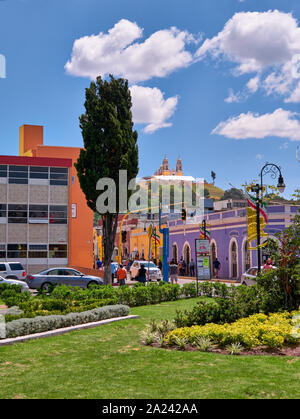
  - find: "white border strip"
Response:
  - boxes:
[0,315,139,346]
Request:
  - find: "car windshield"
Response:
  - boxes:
[143,262,156,268]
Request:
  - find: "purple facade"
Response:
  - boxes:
[169,204,299,280]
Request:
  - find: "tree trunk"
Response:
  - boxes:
[102,213,119,285]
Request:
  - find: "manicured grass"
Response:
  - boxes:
[0,297,299,399]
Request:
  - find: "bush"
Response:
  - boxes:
[181,283,197,298]
[166,311,300,349]
[4,305,130,339]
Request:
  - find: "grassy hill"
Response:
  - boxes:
[204,181,225,201]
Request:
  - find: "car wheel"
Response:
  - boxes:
[242,281,247,286]
[41,282,52,291]
[87,281,99,289]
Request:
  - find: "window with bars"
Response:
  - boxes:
[7,244,27,258]
[49,244,67,258]
[8,165,28,184]
[0,204,6,218]
[29,205,48,219]
[28,244,48,258]
[49,205,68,224]
[8,204,27,223]
[50,168,68,186]
[0,165,7,178]
[29,166,49,179]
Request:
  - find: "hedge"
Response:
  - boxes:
[4,304,130,339]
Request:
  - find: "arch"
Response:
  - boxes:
[172,242,178,263]
[210,239,218,277]
[241,237,251,273]
[182,241,191,276]
[229,237,239,279]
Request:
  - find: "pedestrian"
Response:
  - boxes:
[169,260,178,284]
[158,259,162,272]
[117,264,127,286]
[189,259,195,277]
[263,258,274,271]
[138,263,147,284]
[213,258,221,279]
[111,261,118,283]
[96,258,103,270]
[181,260,186,276]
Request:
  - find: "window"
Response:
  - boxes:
[9,263,25,271]
[28,244,48,258]
[29,205,48,220]
[0,204,6,218]
[8,165,28,184]
[29,166,49,179]
[8,204,27,223]
[7,244,27,258]
[49,244,67,258]
[47,269,60,276]
[50,167,68,186]
[0,165,7,178]
[49,205,68,224]
[0,263,6,271]
[0,245,5,258]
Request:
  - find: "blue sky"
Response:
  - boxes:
[0,0,299,198]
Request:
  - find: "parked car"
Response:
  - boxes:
[0,275,29,292]
[0,262,26,281]
[25,268,104,290]
[129,260,162,282]
[241,266,277,286]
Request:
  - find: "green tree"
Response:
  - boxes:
[260,209,300,310]
[211,171,216,185]
[75,75,138,284]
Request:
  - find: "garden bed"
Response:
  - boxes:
[147,342,300,357]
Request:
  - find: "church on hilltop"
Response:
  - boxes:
[154,156,183,177]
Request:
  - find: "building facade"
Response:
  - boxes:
[0,155,72,273]
[0,124,94,274]
[169,204,299,280]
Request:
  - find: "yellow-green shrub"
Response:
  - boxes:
[165,311,300,349]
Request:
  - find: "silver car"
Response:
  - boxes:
[0,262,26,281]
[241,266,277,286]
[0,275,29,292]
[130,260,162,282]
[25,268,104,290]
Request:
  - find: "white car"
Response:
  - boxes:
[0,275,29,292]
[130,260,162,282]
[241,266,277,286]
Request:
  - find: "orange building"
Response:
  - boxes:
[19,124,93,269]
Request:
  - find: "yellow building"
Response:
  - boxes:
[130,227,164,261]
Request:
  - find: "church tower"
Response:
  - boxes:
[176,157,183,176]
[161,156,170,176]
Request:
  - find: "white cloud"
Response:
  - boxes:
[285,80,300,103]
[225,88,243,103]
[247,76,260,93]
[212,108,300,141]
[130,85,178,133]
[256,154,263,160]
[65,19,197,83]
[279,141,289,149]
[196,10,300,101]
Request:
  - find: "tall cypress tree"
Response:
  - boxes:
[75,75,138,284]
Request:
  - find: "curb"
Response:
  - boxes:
[0,315,139,347]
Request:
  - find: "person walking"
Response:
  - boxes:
[189,259,195,277]
[117,264,127,286]
[169,260,178,284]
[96,258,103,270]
[213,258,221,279]
[138,264,147,284]
[111,261,118,284]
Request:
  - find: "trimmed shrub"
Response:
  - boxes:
[4,304,130,339]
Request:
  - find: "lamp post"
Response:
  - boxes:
[251,163,285,273]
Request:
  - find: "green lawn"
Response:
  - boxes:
[0,297,299,399]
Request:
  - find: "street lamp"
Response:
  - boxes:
[251,163,285,273]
